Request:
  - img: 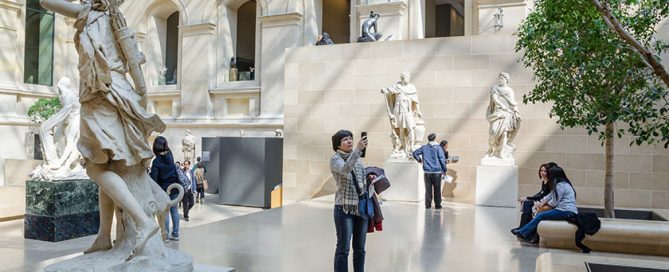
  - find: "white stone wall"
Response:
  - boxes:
[282,35,669,209]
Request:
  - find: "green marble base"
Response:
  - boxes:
[24,179,99,241]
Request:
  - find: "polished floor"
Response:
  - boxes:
[1,195,668,272]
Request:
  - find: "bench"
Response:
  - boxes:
[537,218,669,257]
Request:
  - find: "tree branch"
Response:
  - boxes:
[592,0,669,88]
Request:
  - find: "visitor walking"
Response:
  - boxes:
[194,162,207,203]
[412,133,447,209]
[180,160,196,221]
[150,136,180,241]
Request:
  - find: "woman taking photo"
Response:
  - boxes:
[330,130,373,272]
[511,162,556,233]
[512,166,578,243]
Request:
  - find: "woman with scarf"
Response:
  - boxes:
[330,130,375,272]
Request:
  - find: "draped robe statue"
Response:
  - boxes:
[39,0,190,271]
[381,72,424,159]
[482,72,521,165]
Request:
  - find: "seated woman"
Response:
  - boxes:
[511,162,557,233]
[512,166,577,243]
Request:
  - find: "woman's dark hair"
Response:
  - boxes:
[196,162,204,168]
[538,163,550,179]
[331,130,353,151]
[548,166,576,199]
[439,140,448,147]
[152,136,171,155]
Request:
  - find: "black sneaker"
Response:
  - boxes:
[435,206,443,210]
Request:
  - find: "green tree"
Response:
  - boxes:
[28,97,62,123]
[516,0,669,217]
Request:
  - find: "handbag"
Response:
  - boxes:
[203,179,209,191]
[351,170,374,218]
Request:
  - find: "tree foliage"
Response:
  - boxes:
[516,0,669,147]
[28,97,62,123]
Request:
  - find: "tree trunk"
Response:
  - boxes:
[604,122,616,218]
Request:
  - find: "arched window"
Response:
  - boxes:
[235,0,256,81]
[322,0,351,43]
[24,0,54,86]
[426,0,465,38]
[164,11,179,85]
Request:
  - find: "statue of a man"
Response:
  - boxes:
[357,11,383,42]
[182,129,196,162]
[40,0,186,268]
[483,72,521,163]
[29,77,88,181]
[381,72,423,159]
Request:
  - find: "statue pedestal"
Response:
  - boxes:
[475,165,518,208]
[24,179,99,242]
[381,160,424,202]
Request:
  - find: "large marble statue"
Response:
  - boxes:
[482,72,521,165]
[39,0,190,271]
[181,129,196,162]
[29,77,88,181]
[381,72,423,159]
[357,11,383,42]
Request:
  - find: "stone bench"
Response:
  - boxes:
[537,218,669,256]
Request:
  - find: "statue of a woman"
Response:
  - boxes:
[39,1,189,270]
[483,72,521,163]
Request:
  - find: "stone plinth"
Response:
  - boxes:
[381,160,424,202]
[475,165,518,208]
[24,179,99,242]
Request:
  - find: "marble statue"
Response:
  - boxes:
[357,11,383,42]
[158,66,167,85]
[181,129,196,162]
[39,0,191,271]
[229,56,238,81]
[381,72,423,159]
[274,129,283,137]
[29,77,88,181]
[481,72,521,165]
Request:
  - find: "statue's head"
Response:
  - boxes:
[323,32,330,38]
[185,129,192,135]
[369,11,380,19]
[57,77,76,97]
[400,72,411,84]
[499,72,510,85]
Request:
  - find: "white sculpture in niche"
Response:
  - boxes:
[39,0,191,271]
[29,77,88,181]
[158,66,167,85]
[381,72,424,160]
[481,72,522,166]
[181,129,196,162]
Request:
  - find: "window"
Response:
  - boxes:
[426,0,465,38]
[322,0,351,44]
[235,0,256,81]
[164,12,179,85]
[24,0,55,86]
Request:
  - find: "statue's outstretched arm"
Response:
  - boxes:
[39,0,83,18]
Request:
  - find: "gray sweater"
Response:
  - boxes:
[543,182,578,214]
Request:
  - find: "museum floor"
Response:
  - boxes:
[1,195,668,272]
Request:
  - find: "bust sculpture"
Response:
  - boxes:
[39,0,190,270]
[381,72,423,159]
[29,77,88,181]
[481,72,521,165]
[181,129,196,162]
[357,11,383,42]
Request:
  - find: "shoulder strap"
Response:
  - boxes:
[351,170,363,196]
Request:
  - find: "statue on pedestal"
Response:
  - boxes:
[39,0,190,270]
[481,72,521,165]
[229,56,238,81]
[357,11,383,42]
[158,66,167,85]
[381,72,423,159]
[315,32,335,45]
[181,129,196,162]
[29,77,88,181]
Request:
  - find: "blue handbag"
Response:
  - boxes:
[351,171,374,218]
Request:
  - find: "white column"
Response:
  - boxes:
[179,23,216,119]
[258,12,303,117]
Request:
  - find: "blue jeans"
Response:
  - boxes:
[165,192,180,238]
[518,209,575,237]
[334,205,368,272]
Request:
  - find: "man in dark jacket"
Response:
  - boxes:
[413,133,447,209]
